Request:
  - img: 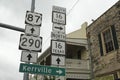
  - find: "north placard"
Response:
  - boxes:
[51,31,66,41]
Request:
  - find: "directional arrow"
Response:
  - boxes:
[56,58,61,64]
[27,54,32,61]
[55,26,63,30]
[30,28,35,34]
[56,69,62,74]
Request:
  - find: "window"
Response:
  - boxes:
[98,25,119,56]
[103,28,114,53]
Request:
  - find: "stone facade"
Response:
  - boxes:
[86,0,120,79]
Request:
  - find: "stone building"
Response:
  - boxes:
[35,22,91,80]
[86,1,120,80]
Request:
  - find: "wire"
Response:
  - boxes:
[67,0,80,15]
[42,0,80,53]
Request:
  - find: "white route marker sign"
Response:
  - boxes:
[25,11,42,26]
[52,23,65,33]
[19,34,42,52]
[25,25,40,36]
[51,40,65,55]
[52,6,66,25]
[51,55,65,66]
[51,31,66,41]
[21,51,38,63]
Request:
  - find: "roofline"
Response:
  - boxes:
[87,0,119,28]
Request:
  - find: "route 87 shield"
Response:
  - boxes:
[19,34,42,52]
[25,11,42,26]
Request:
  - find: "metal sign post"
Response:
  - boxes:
[51,6,66,80]
[23,0,35,80]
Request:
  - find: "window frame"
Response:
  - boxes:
[101,27,115,54]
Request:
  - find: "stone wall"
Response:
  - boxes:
[86,1,120,77]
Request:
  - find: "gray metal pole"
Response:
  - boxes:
[23,0,35,80]
[31,0,35,12]
[0,23,24,32]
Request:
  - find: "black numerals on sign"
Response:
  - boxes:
[55,42,62,49]
[35,15,40,23]
[27,14,40,23]
[25,11,42,26]
[52,11,66,25]
[56,13,63,19]
[35,40,40,48]
[21,37,41,48]
[29,39,34,47]
[27,14,33,22]
[21,37,27,46]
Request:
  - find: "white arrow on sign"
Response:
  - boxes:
[56,69,63,74]
[21,51,38,63]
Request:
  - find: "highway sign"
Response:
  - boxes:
[52,6,66,14]
[52,11,66,25]
[51,40,65,55]
[52,23,65,33]
[21,51,38,63]
[25,25,40,36]
[52,6,66,25]
[51,55,65,66]
[19,34,42,52]
[51,32,66,41]
[19,63,65,76]
[25,11,42,26]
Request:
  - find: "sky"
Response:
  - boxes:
[0,0,119,80]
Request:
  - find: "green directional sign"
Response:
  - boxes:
[19,63,65,76]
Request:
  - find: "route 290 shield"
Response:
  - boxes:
[19,34,42,52]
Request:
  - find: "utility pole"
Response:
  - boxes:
[23,0,35,80]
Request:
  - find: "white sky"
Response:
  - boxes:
[0,0,119,80]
